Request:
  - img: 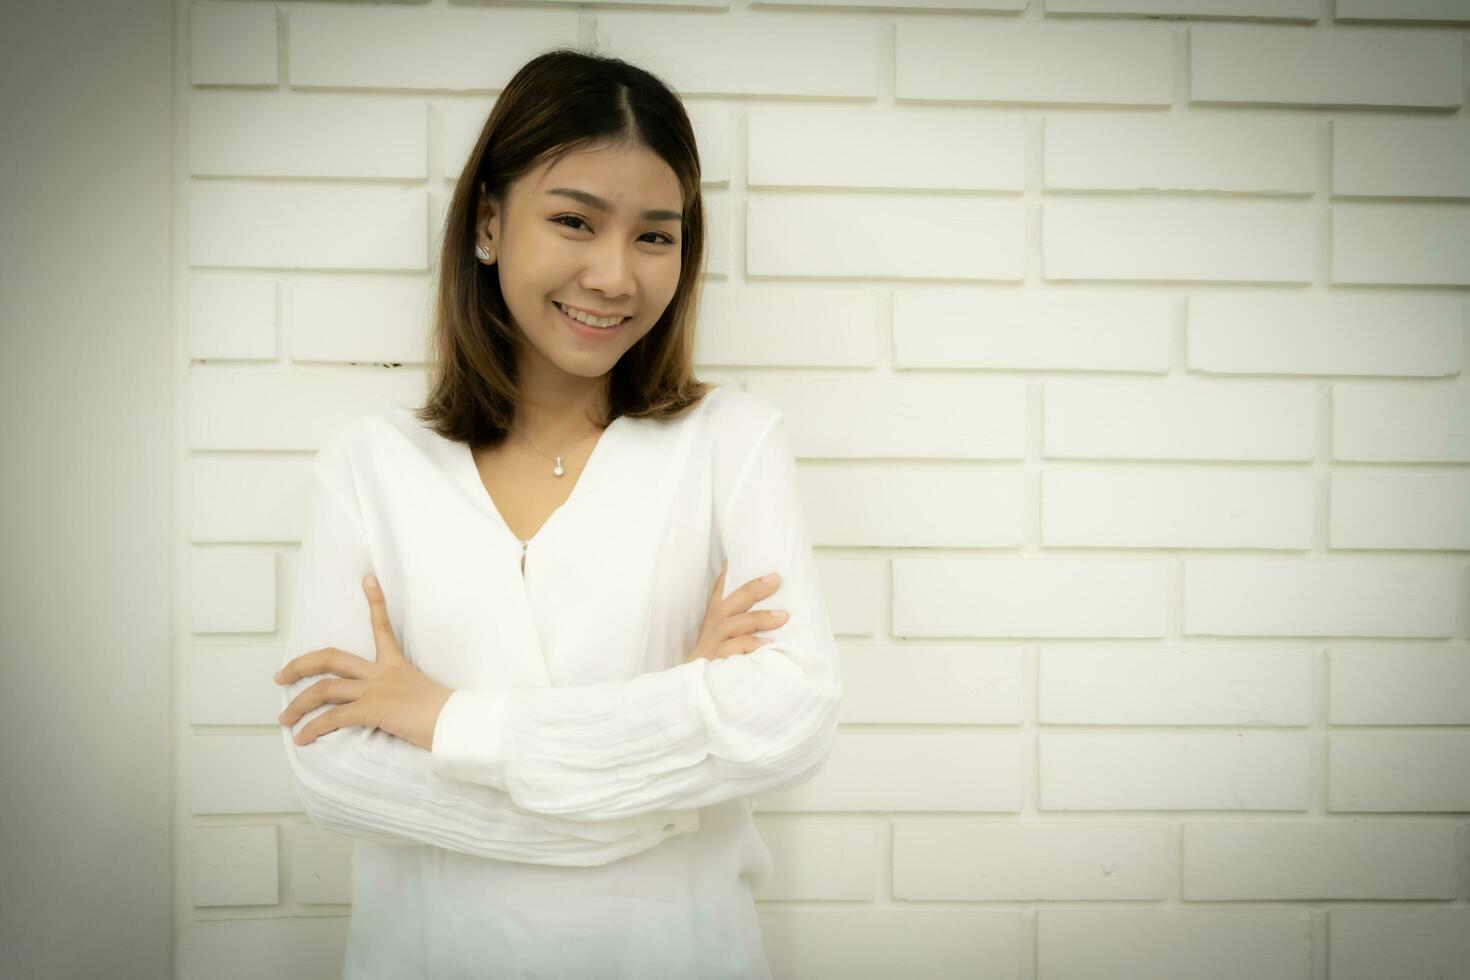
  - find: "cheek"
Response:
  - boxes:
[625,318,659,346]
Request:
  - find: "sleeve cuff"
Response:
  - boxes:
[429,688,512,789]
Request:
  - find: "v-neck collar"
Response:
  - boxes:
[457,413,629,548]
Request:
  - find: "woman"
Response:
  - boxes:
[274,48,842,979]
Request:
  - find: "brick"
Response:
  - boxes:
[1040,645,1312,725]
[1043,379,1315,461]
[1188,292,1464,377]
[1052,0,1316,14]
[1182,558,1459,637]
[749,193,1025,280]
[288,6,577,91]
[186,367,424,451]
[748,817,878,900]
[289,279,430,365]
[189,95,427,179]
[190,824,279,907]
[1042,465,1314,549]
[1191,23,1463,108]
[819,558,883,637]
[693,284,880,369]
[895,557,1170,638]
[181,915,347,980]
[1331,202,1470,286]
[838,644,1026,724]
[763,0,1023,8]
[1039,909,1312,980]
[1044,112,1314,193]
[747,375,1027,458]
[187,644,288,725]
[1330,472,1470,550]
[756,910,1021,980]
[596,12,878,98]
[1040,731,1310,810]
[1043,199,1316,282]
[753,729,1024,813]
[189,551,276,634]
[699,190,732,278]
[1328,908,1470,980]
[188,277,277,362]
[1182,820,1459,899]
[188,182,428,271]
[190,2,277,87]
[749,105,1024,191]
[895,821,1170,900]
[1332,380,1470,462]
[895,289,1172,372]
[1335,0,1470,21]
[1328,645,1470,725]
[189,734,300,815]
[897,20,1173,105]
[189,456,312,543]
[801,463,1024,548]
[1333,117,1470,198]
[1329,732,1470,811]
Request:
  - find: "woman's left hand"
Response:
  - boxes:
[275,576,454,752]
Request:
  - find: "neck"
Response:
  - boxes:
[512,380,611,450]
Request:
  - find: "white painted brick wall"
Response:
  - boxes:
[181,0,1470,976]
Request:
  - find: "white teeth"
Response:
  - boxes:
[557,302,625,328]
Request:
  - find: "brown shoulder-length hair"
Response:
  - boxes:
[413,47,714,450]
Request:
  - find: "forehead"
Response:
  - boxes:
[525,144,683,215]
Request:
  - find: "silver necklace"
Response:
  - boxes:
[512,420,599,477]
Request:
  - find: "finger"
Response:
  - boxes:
[723,608,787,640]
[727,635,772,658]
[720,572,781,619]
[707,562,729,614]
[362,575,400,662]
[279,677,333,726]
[279,677,367,727]
[276,647,370,685]
[292,704,354,746]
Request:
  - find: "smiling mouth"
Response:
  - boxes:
[554,301,628,330]
[546,299,626,340]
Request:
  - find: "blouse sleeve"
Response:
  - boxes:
[427,410,843,823]
[279,435,701,866]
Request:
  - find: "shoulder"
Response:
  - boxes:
[699,383,784,448]
[312,406,422,483]
[625,383,782,462]
[697,385,791,501]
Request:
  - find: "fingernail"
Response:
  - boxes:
[762,573,778,582]
[273,670,282,682]
[365,575,379,589]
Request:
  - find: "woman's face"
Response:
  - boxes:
[475,142,685,386]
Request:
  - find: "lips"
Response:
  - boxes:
[553,300,626,339]
[555,301,629,324]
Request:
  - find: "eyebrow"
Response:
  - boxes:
[545,187,683,224]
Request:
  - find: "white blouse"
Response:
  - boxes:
[278,383,842,979]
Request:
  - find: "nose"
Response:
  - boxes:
[580,236,636,300]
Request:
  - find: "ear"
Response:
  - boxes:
[475,183,500,253]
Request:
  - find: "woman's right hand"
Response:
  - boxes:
[683,560,787,664]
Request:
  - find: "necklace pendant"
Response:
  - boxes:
[553,455,565,477]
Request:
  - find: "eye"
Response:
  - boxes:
[552,215,676,246]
